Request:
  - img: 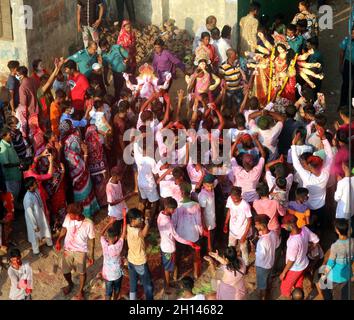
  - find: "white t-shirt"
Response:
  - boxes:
[251,121,283,159]
[152,160,175,198]
[187,163,205,191]
[255,231,280,269]
[226,198,252,239]
[63,216,95,253]
[286,226,319,272]
[198,188,216,230]
[134,143,158,190]
[213,38,231,65]
[179,294,206,300]
[106,179,128,220]
[172,201,203,243]
[334,177,354,219]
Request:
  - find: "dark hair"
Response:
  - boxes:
[127,208,143,223]
[99,38,109,48]
[230,186,242,197]
[256,183,270,197]
[164,197,178,210]
[301,85,314,102]
[201,32,211,40]
[250,1,261,12]
[299,0,310,9]
[211,27,220,39]
[223,247,244,276]
[287,23,297,33]
[0,126,11,138]
[7,60,20,71]
[235,113,246,128]
[296,19,308,29]
[292,288,304,300]
[307,36,319,49]
[9,248,21,259]
[276,177,287,190]
[299,152,312,162]
[338,105,350,118]
[32,59,42,72]
[274,164,286,178]
[172,167,185,179]
[254,214,270,227]
[248,96,259,110]
[55,89,66,99]
[24,177,37,190]
[107,227,118,239]
[140,110,153,122]
[17,66,28,77]
[117,100,129,114]
[337,128,349,144]
[335,219,349,236]
[304,105,316,116]
[6,116,18,126]
[314,114,327,127]
[181,276,194,291]
[285,105,297,118]
[296,187,309,199]
[67,203,83,215]
[63,60,77,71]
[154,38,165,47]
[61,100,72,112]
[221,25,232,38]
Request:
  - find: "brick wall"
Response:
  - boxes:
[23,0,82,72]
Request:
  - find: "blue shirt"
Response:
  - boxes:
[102,45,128,73]
[288,36,305,54]
[60,113,87,128]
[68,49,98,77]
[340,37,354,64]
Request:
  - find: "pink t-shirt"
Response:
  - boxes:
[231,157,265,203]
[286,226,319,272]
[172,201,203,243]
[253,198,286,233]
[226,198,252,239]
[157,211,190,253]
[63,216,95,253]
[106,179,128,220]
[100,237,124,281]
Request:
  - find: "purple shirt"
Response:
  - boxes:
[288,201,308,214]
[152,49,185,84]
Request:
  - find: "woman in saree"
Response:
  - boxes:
[117,20,137,74]
[36,132,67,229]
[85,124,108,207]
[59,120,100,219]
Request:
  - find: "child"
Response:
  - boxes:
[106,166,136,232]
[100,210,127,300]
[198,174,216,250]
[23,177,53,257]
[253,183,286,235]
[50,89,66,138]
[291,288,304,300]
[322,219,354,300]
[178,276,206,300]
[0,187,15,251]
[288,188,311,229]
[157,198,197,292]
[7,248,33,300]
[270,177,288,208]
[173,182,204,279]
[127,208,154,300]
[90,100,112,148]
[224,187,253,267]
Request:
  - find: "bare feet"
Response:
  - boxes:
[73,292,85,300]
[62,284,73,296]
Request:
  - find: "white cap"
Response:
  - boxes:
[92,63,102,71]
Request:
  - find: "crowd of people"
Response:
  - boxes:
[0,0,354,301]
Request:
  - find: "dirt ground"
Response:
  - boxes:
[1,0,354,301]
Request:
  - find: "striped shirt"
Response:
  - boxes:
[219,60,243,92]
